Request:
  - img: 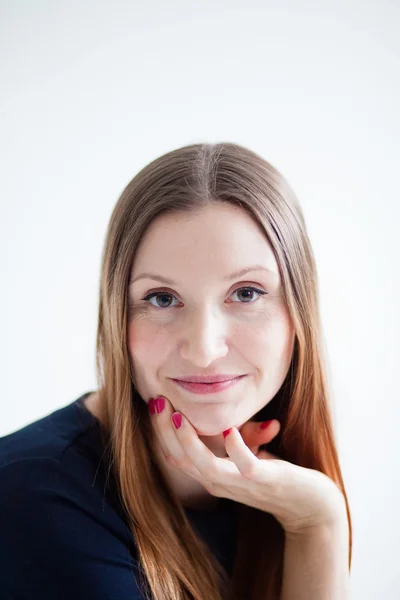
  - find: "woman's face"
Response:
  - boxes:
[128,203,295,438]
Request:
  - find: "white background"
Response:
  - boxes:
[1,1,399,597]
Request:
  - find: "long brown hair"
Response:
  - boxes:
[94,142,352,599]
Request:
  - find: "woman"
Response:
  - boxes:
[0,142,352,599]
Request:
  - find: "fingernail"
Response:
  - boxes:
[154,397,165,414]
[260,420,273,430]
[222,428,231,438]
[148,399,157,415]
[172,413,182,429]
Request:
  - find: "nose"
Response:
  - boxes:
[178,305,229,367]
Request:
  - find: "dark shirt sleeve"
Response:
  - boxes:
[0,457,147,600]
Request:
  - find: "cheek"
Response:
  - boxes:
[241,308,295,371]
[127,320,171,369]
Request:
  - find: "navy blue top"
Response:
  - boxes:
[0,392,239,599]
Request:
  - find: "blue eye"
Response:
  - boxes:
[142,287,267,309]
[142,292,180,309]
[231,287,267,303]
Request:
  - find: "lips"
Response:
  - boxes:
[173,375,244,384]
[172,375,246,395]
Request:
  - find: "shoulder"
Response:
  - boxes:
[0,396,94,464]
[0,456,144,599]
[0,455,110,534]
[0,398,146,599]
[0,401,124,537]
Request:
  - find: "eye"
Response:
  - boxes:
[142,286,267,309]
[142,292,180,309]
[230,286,267,303]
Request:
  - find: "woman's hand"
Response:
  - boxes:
[148,396,347,535]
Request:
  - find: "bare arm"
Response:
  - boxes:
[281,513,350,600]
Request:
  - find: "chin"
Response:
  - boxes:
[193,424,229,437]
[185,409,236,435]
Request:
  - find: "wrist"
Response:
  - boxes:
[285,512,349,547]
[285,504,348,542]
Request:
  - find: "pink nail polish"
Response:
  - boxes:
[260,420,273,430]
[222,429,231,438]
[148,399,156,415]
[172,413,182,429]
[154,397,165,414]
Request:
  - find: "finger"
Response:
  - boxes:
[150,397,185,461]
[147,398,172,460]
[239,418,280,443]
[151,397,206,480]
[239,419,281,453]
[171,412,238,482]
[224,429,286,496]
[224,427,262,479]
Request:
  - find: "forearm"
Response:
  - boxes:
[281,516,350,600]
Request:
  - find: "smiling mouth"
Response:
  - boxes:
[171,375,247,395]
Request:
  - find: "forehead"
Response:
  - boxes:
[130,204,280,280]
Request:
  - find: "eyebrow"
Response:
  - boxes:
[129,265,279,286]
